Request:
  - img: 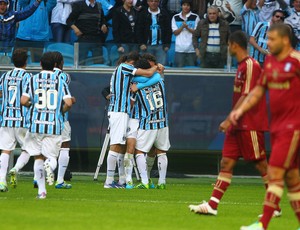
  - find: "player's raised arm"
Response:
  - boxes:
[135,65,158,77]
[229,85,265,125]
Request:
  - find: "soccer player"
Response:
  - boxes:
[0,49,32,192]
[131,58,170,189]
[21,52,73,199]
[232,24,300,230]
[104,51,158,188]
[189,31,280,216]
[52,51,74,189]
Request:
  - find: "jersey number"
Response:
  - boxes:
[8,85,18,105]
[34,89,58,109]
[146,91,163,111]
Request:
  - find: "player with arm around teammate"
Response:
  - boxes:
[104,51,158,188]
[189,31,281,216]
[130,58,170,189]
[0,49,32,192]
[21,52,73,199]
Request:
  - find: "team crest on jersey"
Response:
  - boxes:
[237,72,242,79]
[284,62,291,72]
[266,63,272,69]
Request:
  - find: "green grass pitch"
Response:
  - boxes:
[0,176,297,230]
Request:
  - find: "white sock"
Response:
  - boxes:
[157,153,168,185]
[135,154,148,185]
[0,153,10,184]
[34,159,46,195]
[117,153,126,185]
[44,157,57,171]
[124,152,133,183]
[57,148,70,184]
[14,151,30,172]
[105,150,118,184]
[146,155,156,179]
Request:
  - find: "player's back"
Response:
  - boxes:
[26,70,69,135]
[0,68,31,128]
[136,79,168,130]
[109,63,136,114]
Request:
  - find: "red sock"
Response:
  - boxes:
[208,171,232,210]
[288,182,300,223]
[260,179,284,229]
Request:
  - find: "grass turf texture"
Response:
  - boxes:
[0,176,297,230]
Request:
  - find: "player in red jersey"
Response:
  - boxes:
[189,30,277,216]
[229,24,300,230]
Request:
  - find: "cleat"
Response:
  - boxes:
[134,183,149,189]
[55,181,72,189]
[125,181,134,189]
[9,168,17,188]
[240,221,264,230]
[104,181,124,189]
[156,183,166,189]
[148,179,155,189]
[33,180,38,188]
[258,209,282,218]
[188,201,217,215]
[0,182,8,192]
[43,162,54,186]
[36,192,47,199]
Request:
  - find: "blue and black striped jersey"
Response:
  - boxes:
[136,79,168,130]
[0,68,31,128]
[23,70,71,135]
[108,63,137,114]
[53,67,71,121]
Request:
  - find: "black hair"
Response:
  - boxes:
[272,9,285,18]
[12,48,28,68]
[141,53,157,64]
[228,30,248,50]
[134,58,151,69]
[117,51,141,65]
[52,51,64,68]
[181,0,192,7]
[40,52,55,71]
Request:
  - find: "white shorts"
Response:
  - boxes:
[108,112,129,145]
[136,127,170,153]
[126,118,139,139]
[23,132,62,158]
[0,127,27,150]
[61,121,71,142]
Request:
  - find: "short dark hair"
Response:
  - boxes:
[181,0,192,7]
[40,52,55,71]
[52,51,64,68]
[272,9,285,17]
[268,23,293,43]
[134,58,151,69]
[117,51,141,65]
[12,48,28,68]
[229,30,248,50]
[141,53,157,64]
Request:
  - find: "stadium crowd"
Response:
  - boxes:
[0,0,299,67]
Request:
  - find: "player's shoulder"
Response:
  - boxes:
[289,50,300,62]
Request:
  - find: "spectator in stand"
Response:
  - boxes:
[66,0,108,65]
[259,0,289,22]
[192,5,230,68]
[51,0,81,43]
[226,0,243,32]
[15,0,56,62]
[241,0,264,38]
[249,9,285,65]
[171,0,199,67]
[112,0,138,56]
[193,0,209,18]
[285,0,300,50]
[0,0,41,53]
[136,0,172,65]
